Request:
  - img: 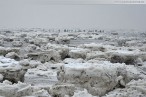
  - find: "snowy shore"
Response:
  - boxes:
[0,29,146,97]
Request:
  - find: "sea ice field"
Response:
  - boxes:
[0,28,146,97]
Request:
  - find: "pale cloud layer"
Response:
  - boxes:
[0,0,146,30]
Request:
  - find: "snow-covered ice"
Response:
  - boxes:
[0,28,146,97]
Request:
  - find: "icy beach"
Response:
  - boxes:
[0,28,146,97]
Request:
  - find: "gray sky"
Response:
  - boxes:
[0,0,146,30]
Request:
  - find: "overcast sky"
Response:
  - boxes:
[0,0,146,30]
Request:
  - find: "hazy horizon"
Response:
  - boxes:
[0,0,146,30]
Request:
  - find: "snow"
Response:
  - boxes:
[0,56,19,66]
[0,29,146,97]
